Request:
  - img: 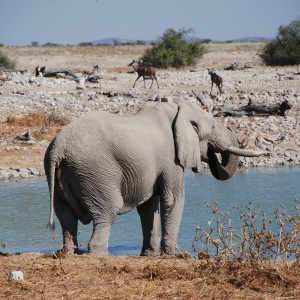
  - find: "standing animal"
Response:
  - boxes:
[128,60,159,89]
[255,134,287,151]
[208,68,223,95]
[44,100,267,256]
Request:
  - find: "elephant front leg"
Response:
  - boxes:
[88,220,111,256]
[137,196,161,256]
[160,196,184,255]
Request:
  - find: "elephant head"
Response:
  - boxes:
[174,100,267,180]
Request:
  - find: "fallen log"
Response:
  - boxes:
[241,99,292,116]
[192,91,292,117]
[224,61,253,71]
[35,66,79,82]
[213,100,292,117]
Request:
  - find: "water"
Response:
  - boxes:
[0,167,299,256]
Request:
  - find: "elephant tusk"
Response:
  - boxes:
[226,146,269,157]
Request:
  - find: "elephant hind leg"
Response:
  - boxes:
[54,195,79,254]
[137,195,161,256]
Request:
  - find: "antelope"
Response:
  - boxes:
[200,105,212,113]
[127,60,159,89]
[255,134,287,151]
[82,64,100,77]
[208,68,223,95]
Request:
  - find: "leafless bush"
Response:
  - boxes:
[192,200,300,262]
[46,111,70,126]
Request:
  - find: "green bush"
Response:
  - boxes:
[260,17,300,66]
[0,50,16,70]
[141,28,205,68]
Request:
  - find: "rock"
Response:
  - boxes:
[8,271,24,281]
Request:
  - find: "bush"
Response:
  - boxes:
[0,50,16,70]
[141,28,205,68]
[260,17,300,66]
[192,200,300,261]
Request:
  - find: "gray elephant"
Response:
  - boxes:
[44,99,266,256]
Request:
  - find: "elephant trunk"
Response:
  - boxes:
[207,147,239,180]
[207,122,268,181]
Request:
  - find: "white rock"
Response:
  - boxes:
[8,271,24,281]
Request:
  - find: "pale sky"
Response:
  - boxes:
[0,0,299,46]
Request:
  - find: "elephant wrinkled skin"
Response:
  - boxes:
[44,99,266,256]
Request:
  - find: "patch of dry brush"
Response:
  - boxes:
[1,254,299,299]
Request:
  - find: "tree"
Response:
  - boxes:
[260,17,300,66]
[141,28,205,68]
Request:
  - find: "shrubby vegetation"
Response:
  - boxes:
[192,200,300,261]
[0,50,16,69]
[141,28,205,68]
[260,17,300,66]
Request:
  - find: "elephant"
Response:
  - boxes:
[44,99,266,256]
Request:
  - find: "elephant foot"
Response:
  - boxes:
[88,250,109,256]
[88,243,109,256]
[140,247,160,256]
[161,237,177,255]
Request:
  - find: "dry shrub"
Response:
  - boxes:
[192,200,300,262]
[6,111,70,127]
[46,111,70,126]
[7,112,47,127]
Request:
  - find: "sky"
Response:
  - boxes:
[0,0,299,46]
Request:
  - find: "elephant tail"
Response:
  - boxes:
[45,141,59,232]
[47,160,56,231]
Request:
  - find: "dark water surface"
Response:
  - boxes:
[0,167,299,255]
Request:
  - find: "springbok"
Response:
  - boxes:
[82,64,100,77]
[128,60,159,89]
[255,134,287,151]
[208,68,223,95]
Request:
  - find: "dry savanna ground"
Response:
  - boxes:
[1,253,300,300]
[1,43,300,299]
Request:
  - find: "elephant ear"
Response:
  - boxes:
[174,102,202,171]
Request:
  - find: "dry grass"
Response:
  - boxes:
[204,42,266,53]
[3,43,265,69]
[0,112,67,169]
[2,111,68,142]
[4,45,149,61]
[1,254,299,299]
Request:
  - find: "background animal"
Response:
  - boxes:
[208,68,223,95]
[82,64,100,77]
[255,134,287,151]
[128,60,159,89]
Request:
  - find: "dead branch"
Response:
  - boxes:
[35,66,79,82]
